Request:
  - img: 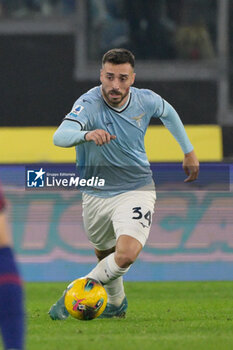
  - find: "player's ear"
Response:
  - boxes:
[131,72,136,85]
[100,69,103,83]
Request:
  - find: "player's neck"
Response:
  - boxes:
[101,87,131,112]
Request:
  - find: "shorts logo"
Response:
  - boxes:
[27,168,45,188]
[71,105,84,116]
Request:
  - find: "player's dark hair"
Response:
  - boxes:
[102,48,135,68]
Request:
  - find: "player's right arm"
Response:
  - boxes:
[53,120,116,147]
[54,98,116,147]
[85,130,116,146]
[53,119,88,147]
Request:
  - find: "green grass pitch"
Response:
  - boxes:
[10,281,233,350]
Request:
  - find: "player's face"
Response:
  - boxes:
[100,62,135,107]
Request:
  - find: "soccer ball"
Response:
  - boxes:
[64,278,107,320]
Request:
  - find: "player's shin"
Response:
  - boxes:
[85,252,130,285]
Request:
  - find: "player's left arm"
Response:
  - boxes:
[159,100,199,182]
[182,149,199,182]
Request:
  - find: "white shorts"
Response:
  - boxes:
[82,185,156,250]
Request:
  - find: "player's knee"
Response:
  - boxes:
[115,251,137,268]
[115,235,142,268]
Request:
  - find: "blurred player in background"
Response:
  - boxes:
[0,183,25,349]
[49,48,199,320]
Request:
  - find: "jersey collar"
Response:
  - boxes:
[100,86,131,113]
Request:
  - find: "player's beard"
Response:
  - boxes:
[102,87,129,107]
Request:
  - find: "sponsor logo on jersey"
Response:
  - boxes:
[82,99,91,104]
[131,113,145,127]
[71,105,84,116]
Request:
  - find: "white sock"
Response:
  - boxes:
[104,277,125,306]
[86,253,130,285]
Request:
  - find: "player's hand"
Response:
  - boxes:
[183,150,199,182]
[84,129,116,146]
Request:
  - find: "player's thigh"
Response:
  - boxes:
[82,193,116,250]
[112,189,156,247]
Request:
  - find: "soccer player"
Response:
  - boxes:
[0,183,25,349]
[49,48,199,320]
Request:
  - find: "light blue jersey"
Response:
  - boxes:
[54,85,193,197]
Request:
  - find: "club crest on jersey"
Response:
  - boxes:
[131,113,145,127]
[71,105,84,116]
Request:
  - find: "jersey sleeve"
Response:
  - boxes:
[53,120,88,147]
[159,100,193,154]
[147,90,165,118]
[146,90,193,154]
[63,100,90,130]
[54,99,93,147]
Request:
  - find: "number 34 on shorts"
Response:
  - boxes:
[132,207,152,228]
